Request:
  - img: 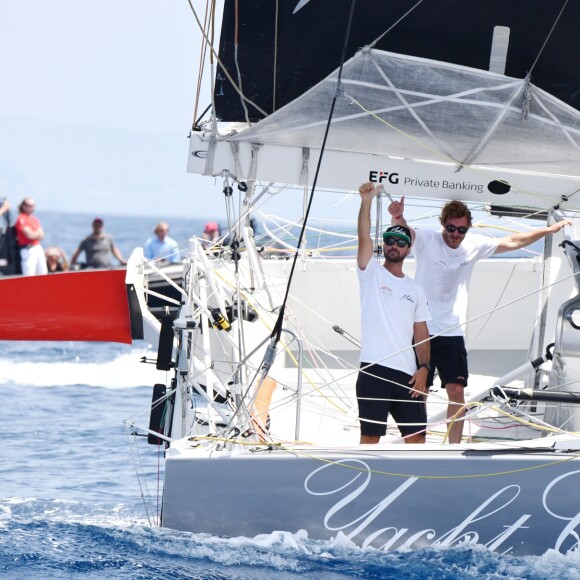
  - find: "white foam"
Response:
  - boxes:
[0,348,169,388]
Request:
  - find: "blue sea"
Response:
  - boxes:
[1,212,579,578]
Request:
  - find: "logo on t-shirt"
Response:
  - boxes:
[401,294,415,304]
[380,285,393,296]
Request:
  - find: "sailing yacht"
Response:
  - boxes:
[118,0,580,555]
[3,0,580,556]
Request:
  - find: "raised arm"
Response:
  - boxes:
[495,220,572,254]
[387,195,416,244]
[357,182,382,269]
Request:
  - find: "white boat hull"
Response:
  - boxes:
[161,442,580,556]
[129,221,580,556]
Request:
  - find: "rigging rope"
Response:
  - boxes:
[266,0,359,352]
[191,0,213,129]
[526,0,570,79]
[185,0,267,117]
[369,0,427,48]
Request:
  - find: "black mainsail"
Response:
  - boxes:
[215,0,580,122]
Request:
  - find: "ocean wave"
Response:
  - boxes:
[0,343,167,388]
[1,501,578,579]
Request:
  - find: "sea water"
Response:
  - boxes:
[0,212,579,578]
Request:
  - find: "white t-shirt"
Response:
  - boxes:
[357,259,430,375]
[413,229,498,337]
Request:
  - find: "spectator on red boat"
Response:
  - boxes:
[388,191,572,444]
[144,221,180,263]
[15,197,48,276]
[356,182,430,445]
[45,246,69,273]
[70,218,127,269]
[201,221,221,247]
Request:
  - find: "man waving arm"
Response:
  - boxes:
[495,220,572,254]
[387,195,416,244]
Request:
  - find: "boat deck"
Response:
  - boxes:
[245,365,549,448]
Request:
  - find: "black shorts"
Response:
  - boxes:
[356,363,427,438]
[427,335,468,388]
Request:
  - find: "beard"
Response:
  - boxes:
[385,251,405,263]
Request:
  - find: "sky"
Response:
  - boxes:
[0,0,255,220]
[0,0,422,226]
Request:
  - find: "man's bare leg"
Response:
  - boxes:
[445,383,465,443]
[405,434,425,444]
[360,435,380,444]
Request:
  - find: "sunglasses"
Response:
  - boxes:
[445,224,468,234]
[384,237,409,248]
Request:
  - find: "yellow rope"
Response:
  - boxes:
[292,449,580,479]
[443,400,580,444]
[187,435,580,480]
[192,0,212,128]
[185,0,267,117]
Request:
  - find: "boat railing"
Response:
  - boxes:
[280,328,304,441]
[545,293,580,433]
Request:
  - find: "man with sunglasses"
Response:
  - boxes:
[387,192,571,443]
[356,182,430,444]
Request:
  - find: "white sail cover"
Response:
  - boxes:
[190,48,580,207]
[232,48,580,176]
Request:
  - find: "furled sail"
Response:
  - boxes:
[215,0,580,122]
[190,49,580,209]
[231,50,580,174]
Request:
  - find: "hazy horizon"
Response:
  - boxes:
[1,1,234,221]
